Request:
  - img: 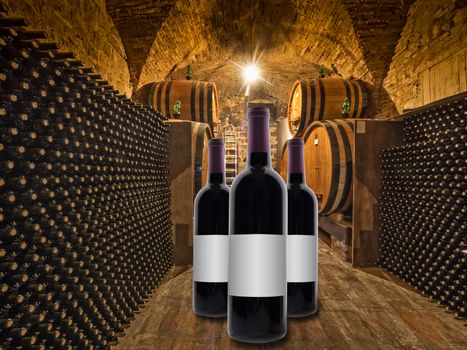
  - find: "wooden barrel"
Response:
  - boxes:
[279,143,288,182]
[303,119,354,215]
[287,78,366,136]
[192,122,212,196]
[138,80,219,129]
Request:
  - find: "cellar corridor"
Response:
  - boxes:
[114,240,467,350]
[1,0,466,348]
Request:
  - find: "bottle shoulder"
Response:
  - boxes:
[194,184,229,205]
[232,167,286,191]
[288,183,318,204]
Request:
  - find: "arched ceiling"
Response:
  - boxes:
[342,0,414,86]
[106,0,176,86]
[137,0,370,88]
[107,0,413,92]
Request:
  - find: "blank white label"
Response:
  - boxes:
[287,235,318,283]
[229,234,286,297]
[193,235,229,282]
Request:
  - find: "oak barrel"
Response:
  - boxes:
[287,78,366,136]
[303,119,354,215]
[192,122,212,196]
[138,80,219,128]
[279,143,288,182]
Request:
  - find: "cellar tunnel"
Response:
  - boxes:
[0,0,466,349]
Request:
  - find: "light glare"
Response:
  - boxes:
[243,65,260,83]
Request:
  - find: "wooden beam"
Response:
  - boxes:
[318,214,352,244]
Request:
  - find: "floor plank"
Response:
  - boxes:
[113,242,467,350]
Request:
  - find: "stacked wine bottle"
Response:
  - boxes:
[0,14,173,349]
[378,93,466,319]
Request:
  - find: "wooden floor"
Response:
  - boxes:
[114,242,466,350]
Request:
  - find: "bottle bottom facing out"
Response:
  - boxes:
[287,281,318,317]
[228,295,287,343]
[193,281,228,317]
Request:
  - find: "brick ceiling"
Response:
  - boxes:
[106,0,413,90]
[341,0,414,86]
[106,0,176,86]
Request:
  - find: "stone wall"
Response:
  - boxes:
[382,0,467,117]
[2,0,132,96]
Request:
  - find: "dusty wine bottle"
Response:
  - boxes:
[286,138,318,317]
[228,106,287,343]
[193,138,229,317]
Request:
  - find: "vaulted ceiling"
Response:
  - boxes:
[106,0,414,91]
[106,0,176,86]
[342,0,414,86]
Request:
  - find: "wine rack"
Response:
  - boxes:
[0,13,173,349]
[379,93,466,319]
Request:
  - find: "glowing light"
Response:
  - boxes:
[228,45,274,96]
[243,64,260,84]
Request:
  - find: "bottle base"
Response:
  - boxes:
[192,281,227,318]
[287,282,318,318]
[228,330,287,344]
[287,305,318,318]
[228,295,287,344]
[193,310,227,318]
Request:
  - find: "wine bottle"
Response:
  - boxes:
[286,138,318,317]
[192,139,229,317]
[228,106,287,343]
[0,16,175,345]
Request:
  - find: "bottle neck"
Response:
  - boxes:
[287,139,305,183]
[287,173,305,184]
[248,152,270,167]
[247,114,271,168]
[207,140,225,183]
[207,173,225,184]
